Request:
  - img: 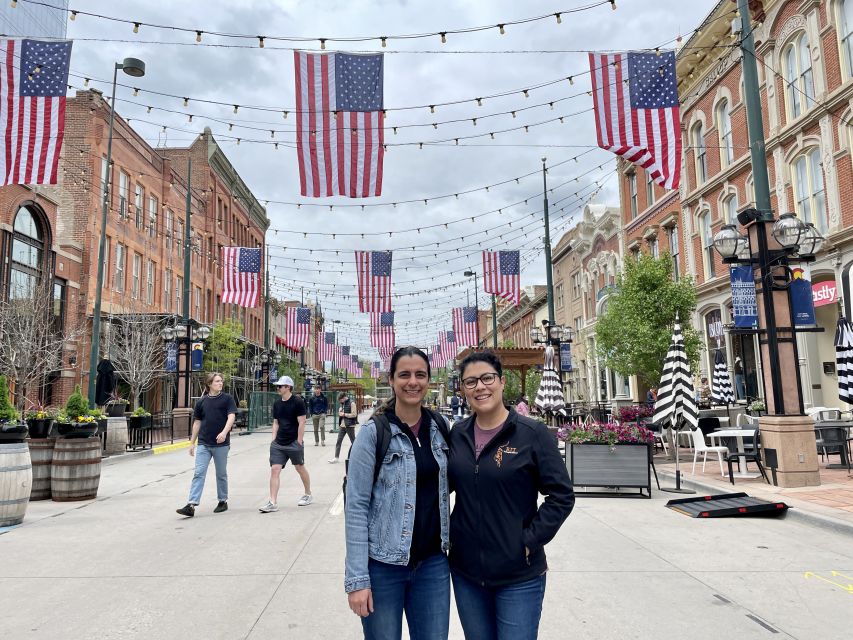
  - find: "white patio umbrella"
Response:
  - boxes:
[711,349,734,406]
[653,318,699,493]
[534,345,566,417]
[835,316,853,405]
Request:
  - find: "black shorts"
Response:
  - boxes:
[270,442,304,467]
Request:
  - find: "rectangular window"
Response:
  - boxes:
[648,237,659,259]
[100,156,108,196]
[131,252,141,299]
[842,0,853,78]
[165,209,173,250]
[628,173,638,219]
[194,286,201,320]
[148,196,158,238]
[134,184,144,228]
[694,126,707,183]
[701,214,715,279]
[177,220,184,258]
[669,226,680,281]
[146,259,155,305]
[556,283,564,309]
[114,243,126,292]
[176,276,183,313]
[102,237,110,290]
[646,173,655,207]
[164,269,172,313]
[118,171,130,219]
[723,195,738,225]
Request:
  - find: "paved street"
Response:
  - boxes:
[2,425,852,640]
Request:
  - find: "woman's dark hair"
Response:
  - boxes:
[373,346,430,417]
[458,349,503,379]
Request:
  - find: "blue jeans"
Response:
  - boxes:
[187,444,229,505]
[451,570,546,640]
[362,553,450,640]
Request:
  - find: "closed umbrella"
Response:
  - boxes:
[711,349,734,406]
[534,345,565,418]
[653,318,698,493]
[835,316,853,405]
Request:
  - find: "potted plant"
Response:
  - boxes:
[0,374,30,525]
[127,407,152,450]
[105,391,128,417]
[612,404,654,425]
[0,375,26,443]
[88,408,108,434]
[56,386,99,438]
[747,399,766,416]
[24,404,57,439]
[557,422,655,497]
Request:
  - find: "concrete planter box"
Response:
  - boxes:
[569,442,651,497]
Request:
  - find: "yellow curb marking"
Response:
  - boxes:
[153,441,191,455]
[804,572,853,593]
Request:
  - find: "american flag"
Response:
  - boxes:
[370,311,395,351]
[350,355,361,377]
[1,39,72,186]
[589,51,681,189]
[371,361,380,378]
[318,330,336,361]
[294,51,384,198]
[355,251,392,312]
[453,307,479,347]
[221,247,261,307]
[285,306,311,349]
[431,344,448,369]
[337,345,350,370]
[439,330,456,359]
[378,345,396,360]
[483,251,521,306]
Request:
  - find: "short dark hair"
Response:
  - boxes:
[373,346,431,417]
[458,349,503,379]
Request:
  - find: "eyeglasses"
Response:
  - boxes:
[461,372,500,390]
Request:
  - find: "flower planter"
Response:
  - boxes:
[127,415,153,450]
[51,436,101,502]
[56,422,100,439]
[25,418,54,439]
[28,437,55,500]
[0,441,32,525]
[569,442,651,497]
[106,403,128,418]
[0,422,28,443]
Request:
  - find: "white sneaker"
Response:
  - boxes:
[297,494,313,506]
[259,501,278,513]
[328,457,339,464]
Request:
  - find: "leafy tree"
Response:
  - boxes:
[0,375,19,422]
[109,307,165,410]
[595,253,701,388]
[202,320,243,385]
[276,358,304,392]
[504,368,542,405]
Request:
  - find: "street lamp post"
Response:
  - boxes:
[87,57,146,408]
[541,158,556,326]
[161,321,211,410]
[530,319,573,407]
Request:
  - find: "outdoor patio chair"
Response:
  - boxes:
[724,428,770,485]
[697,416,720,438]
[736,413,755,429]
[814,425,851,473]
[690,428,728,476]
[646,421,669,456]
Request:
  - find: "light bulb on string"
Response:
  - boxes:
[133,22,140,33]
[258,36,265,48]
[320,38,326,49]
[70,10,77,19]
[498,24,505,35]
[440,32,447,44]
[196,31,202,43]
[555,13,562,23]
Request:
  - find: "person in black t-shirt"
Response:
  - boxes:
[176,372,237,518]
[259,375,312,512]
[329,392,358,463]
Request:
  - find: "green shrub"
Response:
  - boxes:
[0,375,19,423]
[64,385,89,422]
[131,407,151,417]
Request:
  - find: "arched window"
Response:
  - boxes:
[9,206,45,299]
[717,99,734,167]
[783,33,815,119]
[839,0,853,78]
[699,210,715,279]
[792,148,827,233]
[693,123,707,184]
[722,193,738,224]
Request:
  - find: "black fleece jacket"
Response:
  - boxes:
[447,409,575,587]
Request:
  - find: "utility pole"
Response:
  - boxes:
[542,158,556,325]
[181,158,193,408]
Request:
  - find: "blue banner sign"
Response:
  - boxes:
[191,342,204,371]
[165,342,178,372]
[560,343,573,372]
[730,266,758,329]
[791,266,816,326]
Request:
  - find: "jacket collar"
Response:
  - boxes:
[459,407,518,452]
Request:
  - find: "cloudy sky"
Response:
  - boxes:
[54,0,714,357]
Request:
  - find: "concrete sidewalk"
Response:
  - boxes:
[2,423,853,639]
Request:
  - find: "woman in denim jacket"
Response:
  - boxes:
[344,346,451,640]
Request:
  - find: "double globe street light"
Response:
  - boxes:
[160,322,212,408]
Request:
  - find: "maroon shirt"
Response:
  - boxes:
[474,421,504,459]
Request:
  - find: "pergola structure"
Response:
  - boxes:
[454,347,545,397]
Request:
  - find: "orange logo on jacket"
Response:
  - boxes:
[494,443,518,468]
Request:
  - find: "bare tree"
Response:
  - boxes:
[0,279,80,411]
[109,305,166,410]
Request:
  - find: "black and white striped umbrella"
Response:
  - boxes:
[534,345,565,414]
[711,349,734,405]
[835,316,853,405]
[653,319,699,431]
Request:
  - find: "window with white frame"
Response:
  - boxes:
[648,236,659,258]
[792,148,827,233]
[838,0,853,78]
[176,275,183,312]
[146,259,155,305]
[628,172,638,218]
[177,220,184,258]
[100,157,108,195]
[165,209,173,249]
[746,175,755,204]
[693,123,707,184]
[723,193,738,225]
[101,237,110,289]
[194,286,201,320]
[668,225,680,280]
[131,252,141,299]
[717,99,734,167]
[783,33,815,120]
[148,196,158,238]
[118,171,129,219]
[556,283,564,309]
[646,172,655,207]
[134,184,144,228]
[114,243,126,292]
[700,211,715,278]
[164,268,171,313]
[571,272,582,299]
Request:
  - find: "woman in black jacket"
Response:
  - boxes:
[447,350,574,640]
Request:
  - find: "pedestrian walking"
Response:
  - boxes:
[309,386,329,446]
[450,390,463,419]
[329,391,358,463]
[447,350,575,640]
[176,372,237,518]
[259,376,313,513]
[345,346,451,640]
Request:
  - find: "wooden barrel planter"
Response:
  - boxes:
[28,437,55,500]
[51,437,101,502]
[0,442,33,526]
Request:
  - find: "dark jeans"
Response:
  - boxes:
[362,554,450,640]
[451,570,546,640]
[334,425,355,458]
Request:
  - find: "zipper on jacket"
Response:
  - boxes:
[474,462,486,586]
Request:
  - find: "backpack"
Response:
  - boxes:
[342,409,449,507]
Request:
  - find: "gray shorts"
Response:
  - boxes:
[270,442,304,467]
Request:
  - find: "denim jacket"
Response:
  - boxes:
[344,412,450,593]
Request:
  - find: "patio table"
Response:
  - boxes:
[708,429,760,478]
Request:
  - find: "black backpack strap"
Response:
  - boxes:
[424,408,450,442]
[372,414,392,483]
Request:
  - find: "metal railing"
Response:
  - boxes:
[248,392,278,433]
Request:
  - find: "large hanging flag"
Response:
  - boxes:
[453,307,479,347]
[370,311,395,350]
[318,330,336,362]
[221,247,261,307]
[336,345,350,369]
[285,306,311,349]
[371,361,380,379]
[483,250,521,306]
[439,329,456,358]
[350,354,361,377]
[431,344,448,369]
[1,39,72,186]
[294,51,384,198]
[588,50,681,189]
[355,250,392,312]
